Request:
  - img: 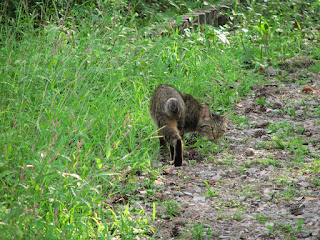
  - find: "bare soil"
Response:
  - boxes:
[150,58,320,240]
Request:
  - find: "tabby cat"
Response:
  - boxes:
[149,84,228,167]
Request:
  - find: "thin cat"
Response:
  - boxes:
[149,84,228,167]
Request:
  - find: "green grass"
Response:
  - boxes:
[255,213,270,224]
[258,121,311,161]
[1,0,319,238]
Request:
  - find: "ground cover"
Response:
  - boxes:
[0,1,319,239]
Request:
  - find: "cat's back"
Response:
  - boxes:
[150,84,183,107]
[151,84,181,100]
[150,84,185,125]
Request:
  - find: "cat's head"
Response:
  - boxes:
[197,105,229,140]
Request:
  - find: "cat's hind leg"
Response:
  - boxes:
[169,140,183,166]
[158,120,183,167]
[173,138,183,167]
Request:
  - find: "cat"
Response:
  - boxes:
[149,84,228,167]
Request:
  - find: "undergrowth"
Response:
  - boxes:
[0,0,319,238]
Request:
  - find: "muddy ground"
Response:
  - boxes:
[149,58,320,239]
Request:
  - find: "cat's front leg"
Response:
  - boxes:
[159,137,167,151]
[170,145,175,161]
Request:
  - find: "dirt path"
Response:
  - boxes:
[151,58,320,239]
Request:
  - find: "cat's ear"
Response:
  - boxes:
[202,104,211,119]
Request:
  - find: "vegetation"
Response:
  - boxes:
[1,0,319,239]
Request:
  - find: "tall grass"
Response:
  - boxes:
[1,0,317,238]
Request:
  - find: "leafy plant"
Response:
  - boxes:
[255,213,270,223]
[267,220,305,239]
[289,109,296,118]
[232,212,244,221]
[187,221,213,240]
[255,97,266,106]
[164,200,181,218]
[203,180,219,198]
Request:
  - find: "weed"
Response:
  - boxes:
[267,219,305,239]
[255,213,270,223]
[260,157,282,167]
[255,97,266,106]
[259,121,310,160]
[232,212,244,221]
[214,199,245,211]
[164,200,181,218]
[282,186,298,200]
[203,180,219,198]
[187,221,213,240]
[311,177,320,187]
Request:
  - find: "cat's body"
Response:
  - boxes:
[150,84,228,167]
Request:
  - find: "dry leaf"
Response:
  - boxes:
[301,86,313,93]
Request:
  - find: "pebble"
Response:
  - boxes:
[238,231,246,239]
[277,128,284,134]
[271,109,281,114]
[260,174,269,181]
[304,131,312,137]
[263,188,272,200]
[298,176,308,181]
[193,196,206,202]
[306,190,314,195]
[297,232,312,238]
[173,191,183,196]
[302,212,318,218]
[252,129,266,138]
[295,109,304,117]
[197,182,207,187]
[289,84,298,89]
[289,203,305,215]
[298,182,310,188]
[246,168,257,175]
[212,175,222,181]
[193,186,202,193]
[244,107,254,114]
[245,148,255,156]
[272,102,283,109]
[308,100,318,106]
[266,66,277,76]
[184,192,193,196]
[264,194,272,201]
[258,231,271,238]
[181,203,189,208]
[265,222,274,228]
[261,135,270,141]
[268,165,275,171]
[240,196,247,201]
[201,234,209,240]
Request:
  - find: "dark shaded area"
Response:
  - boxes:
[0,0,206,27]
[0,0,97,25]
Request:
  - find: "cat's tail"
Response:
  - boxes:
[165,98,183,119]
